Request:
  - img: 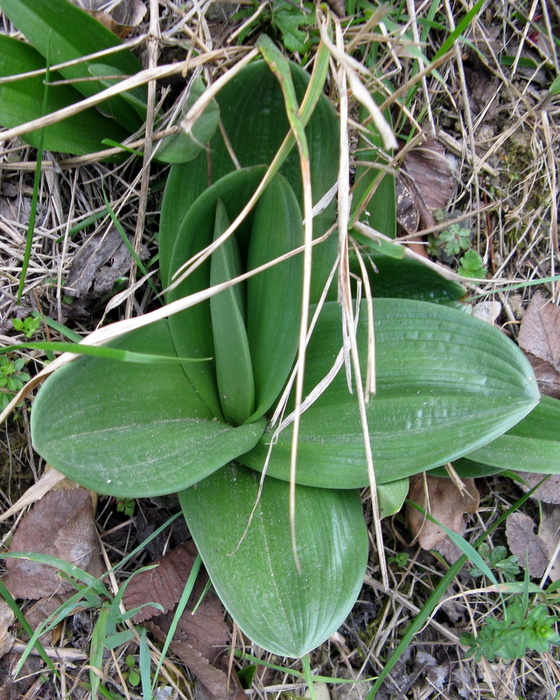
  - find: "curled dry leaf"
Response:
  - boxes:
[518,291,560,399]
[405,474,480,550]
[2,483,103,599]
[396,138,454,235]
[72,0,146,37]
[506,512,549,578]
[123,542,247,699]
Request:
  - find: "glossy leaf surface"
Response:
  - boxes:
[31,321,265,497]
[180,464,368,658]
[240,298,539,487]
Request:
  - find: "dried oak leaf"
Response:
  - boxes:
[123,542,246,698]
[405,474,479,550]
[506,512,549,578]
[538,504,560,581]
[396,138,454,234]
[2,483,103,599]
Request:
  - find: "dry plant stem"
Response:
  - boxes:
[125,0,159,319]
[333,18,388,589]
[405,0,436,133]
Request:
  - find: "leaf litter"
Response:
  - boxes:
[123,540,247,699]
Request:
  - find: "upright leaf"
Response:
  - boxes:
[180,464,368,658]
[246,175,303,420]
[159,59,339,293]
[210,201,255,425]
[166,167,266,420]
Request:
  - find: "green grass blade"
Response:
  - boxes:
[0,340,210,364]
[0,578,57,675]
[433,0,485,60]
[16,50,48,302]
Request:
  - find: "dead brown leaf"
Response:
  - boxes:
[2,483,103,599]
[124,543,197,624]
[396,138,454,235]
[72,0,146,37]
[517,473,560,504]
[123,542,247,699]
[538,504,560,581]
[405,474,479,550]
[518,292,560,399]
[506,512,549,578]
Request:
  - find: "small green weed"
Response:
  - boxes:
[470,544,521,582]
[458,249,486,278]
[116,498,135,517]
[462,600,560,662]
[428,222,472,257]
[0,356,31,411]
[12,316,41,339]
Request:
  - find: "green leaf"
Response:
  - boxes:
[210,201,255,425]
[159,59,339,294]
[31,321,266,497]
[166,167,267,421]
[153,77,220,164]
[179,464,368,657]
[0,0,147,132]
[378,478,409,518]
[457,395,560,474]
[240,298,539,488]
[352,253,466,307]
[0,35,128,155]
[246,175,303,420]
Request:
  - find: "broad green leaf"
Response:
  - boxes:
[246,175,303,420]
[456,396,560,475]
[0,0,147,132]
[153,77,220,164]
[166,167,267,420]
[0,35,128,155]
[179,464,368,658]
[210,201,255,425]
[159,59,339,293]
[31,321,266,498]
[240,298,539,488]
[352,252,466,307]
